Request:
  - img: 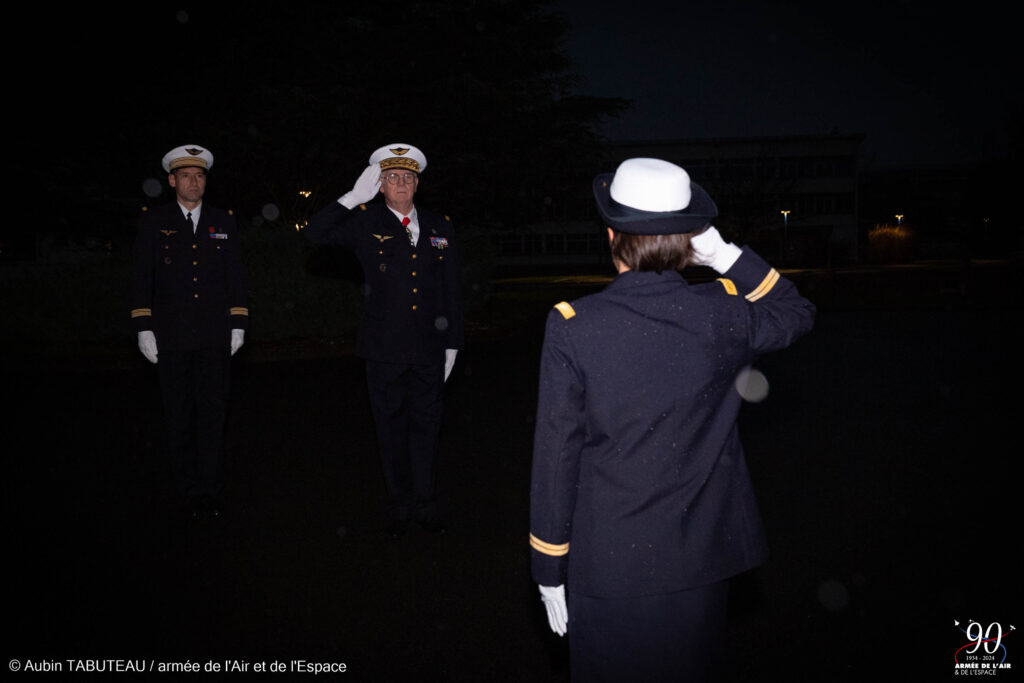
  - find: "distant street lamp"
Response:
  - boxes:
[780,210,790,261]
[895,214,904,225]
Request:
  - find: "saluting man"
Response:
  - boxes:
[131,145,248,519]
[305,144,463,537]
[529,158,815,681]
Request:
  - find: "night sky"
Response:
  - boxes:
[555,0,1017,167]
[16,0,1019,227]
[29,2,1020,163]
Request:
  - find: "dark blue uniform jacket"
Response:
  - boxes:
[530,248,815,598]
[305,201,463,365]
[130,202,248,351]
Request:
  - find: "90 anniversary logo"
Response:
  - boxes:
[954,620,1015,676]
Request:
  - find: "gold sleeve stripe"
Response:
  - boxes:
[745,269,780,302]
[530,534,569,557]
[717,278,738,296]
[554,301,575,320]
[131,308,152,318]
[230,307,249,316]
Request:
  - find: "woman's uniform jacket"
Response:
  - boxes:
[530,247,815,598]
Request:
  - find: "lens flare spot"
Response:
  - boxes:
[261,204,280,221]
[734,367,769,402]
[142,178,162,198]
[817,579,849,612]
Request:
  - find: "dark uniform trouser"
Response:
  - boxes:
[157,348,231,499]
[365,359,444,523]
[569,581,729,683]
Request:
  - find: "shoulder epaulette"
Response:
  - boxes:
[553,301,575,320]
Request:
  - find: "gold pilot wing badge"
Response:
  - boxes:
[160,229,178,236]
[389,147,410,156]
[372,234,394,242]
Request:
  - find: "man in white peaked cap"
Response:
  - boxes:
[131,144,248,519]
[305,143,463,538]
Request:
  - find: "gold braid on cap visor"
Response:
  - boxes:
[169,158,209,171]
[379,158,421,173]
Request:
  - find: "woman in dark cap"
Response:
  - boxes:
[529,158,815,681]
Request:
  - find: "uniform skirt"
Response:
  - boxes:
[568,581,729,682]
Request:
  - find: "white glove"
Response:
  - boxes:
[231,329,245,356]
[690,225,742,273]
[339,164,382,209]
[444,349,458,382]
[539,584,567,636]
[138,331,158,364]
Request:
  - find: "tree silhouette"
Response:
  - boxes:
[27,1,626,244]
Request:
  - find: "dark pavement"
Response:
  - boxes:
[5,260,1021,680]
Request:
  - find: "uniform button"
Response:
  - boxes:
[193,277,198,282]
[192,244,197,249]
[193,293,199,299]
[411,305,417,310]
[412,253,417,259]
[411,271,417,277]
[193,260,198,265]
[412,288,418,293]
[378,250,384,255]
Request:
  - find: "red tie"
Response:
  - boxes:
[402,216,414,245]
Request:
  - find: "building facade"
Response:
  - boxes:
[496,133,864,269]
